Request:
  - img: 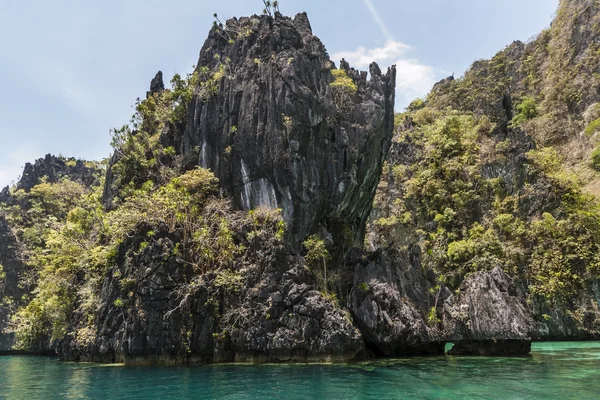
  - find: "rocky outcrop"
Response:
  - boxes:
[182,12,396,248]
[59,220,363,365]
[349,248,446,356]
[11,154,99,193]
[348,250,536,357]
[443,267,534,355]
[534,281,600,340]
[147,71,165,98]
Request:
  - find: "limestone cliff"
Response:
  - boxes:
[368,0,600,346]
[64,11,395,364]
[5,2,600,363]
[181,12,396,248]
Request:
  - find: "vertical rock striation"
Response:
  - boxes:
[182,12,396,248]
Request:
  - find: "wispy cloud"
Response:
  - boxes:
[332,41,409,68]
[362,0,393,41]
[332,40,442,110]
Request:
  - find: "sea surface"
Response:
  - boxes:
[0,342,598,399]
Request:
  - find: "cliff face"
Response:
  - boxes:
[430,0,600,142]
[56,12,395,364]
[180,12,396,248]
[59,217,364,364]
[369,0,600,344]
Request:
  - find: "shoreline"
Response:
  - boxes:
[1,340,598,366]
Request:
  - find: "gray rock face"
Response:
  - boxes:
[148,71,165,97]
[182,12,396,248]
[443,267,534,355]
[15,154,99,192]
[58,221,363,364]
[349,249,445,356]
[534,281,600,340]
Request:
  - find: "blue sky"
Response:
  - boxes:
[0,0,558,188]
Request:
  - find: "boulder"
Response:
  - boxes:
[443,267,534,355]
[349,248,445,356]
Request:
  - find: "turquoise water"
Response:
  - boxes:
[0,342,599,399]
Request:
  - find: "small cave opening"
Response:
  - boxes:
[502,94,513,121]
[364,340,387,359]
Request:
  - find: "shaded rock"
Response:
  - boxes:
[0,216,52,354]
[0,186,10,204]
[349,248,445,356]
[443,267,534,355]
[147,71,165,98]
[0,216,23,351]
[58,221,363,365]
[533,280,600,340]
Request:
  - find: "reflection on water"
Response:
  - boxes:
[0,342,599,399]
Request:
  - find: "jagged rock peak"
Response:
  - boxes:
[183,11,397,248]
[147,71,165,98]
[16,154,100,192]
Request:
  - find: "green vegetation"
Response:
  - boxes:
[591,145,600,170]
[304,235,331,292]
[511,97,537,126]
[330,69,357,96]
[358,282,369,293]
[406,98,425,112]
[379,2,600,319]
[8,163,286,348]
[373,106,600,301]
[107,59,233,204]
[585,118,600,137]
[330,68,357,112]
[3,67,286,349]
[262,0,279,16]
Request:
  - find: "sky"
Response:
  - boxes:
[0,0,558,188]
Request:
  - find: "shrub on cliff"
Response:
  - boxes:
[304,235,331,292]
[370,107,600,299]
[9,166,286,349]
[510,97,537,127]
[591,145,600,171]
[330,68,357,111]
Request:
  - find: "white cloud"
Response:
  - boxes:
[394,60,438,103]
[332,41,441,110]
[332,41,409,69]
